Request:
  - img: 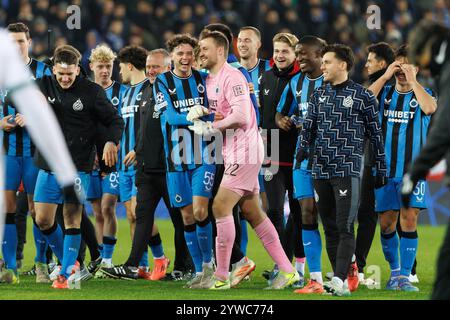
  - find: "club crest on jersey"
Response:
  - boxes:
[72,98,83,111]
[343,95,353,108]
[197,84,205,93]
[175,194,183,203]
[111,97,120,106]
[169,88,177,95]
[156,92,166,105]
[264,169,273,182]
[409,98,418,108]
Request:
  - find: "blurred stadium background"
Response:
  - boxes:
[1,0,449,225]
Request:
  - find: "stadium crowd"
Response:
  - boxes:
[1,0,449,85]
[0,0,448,297]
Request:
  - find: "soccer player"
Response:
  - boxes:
[101,49,187,281]
[95,46,150,276]
[276,36,326,293]
[153,34,215,289]
[86,44,127,274]
[259,32,305,284]
[356,42,395,285]
[237,26,271,255]
[0,22,52,283]
[189,30,299,290]
[202,23,257,286]
[0,30,79,285]
[298,44,387,296]
[368,45,437,292]
[33,45,123,289]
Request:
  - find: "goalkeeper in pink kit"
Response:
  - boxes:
[188,30,299,290]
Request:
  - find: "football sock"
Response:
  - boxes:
[255,217,293,273]
[380,231,400,271]
[215,216,235,281]
[41,221,64,262]
[240,218,249,256]
[196,217,213,264]
[400,231,418,277]
[102,236,117,266]
[184,224,203,273]
[98,244,104,259]
[2,213,18,272]
[33,219,48,264]
[302,224,322,275]
[295,257,306,275]
[61,228,81,278]
[149,233,164,259]
[139,249,149,268]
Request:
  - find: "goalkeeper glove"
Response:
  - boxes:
[188,120,218,136]
[401,172,418,208]
[186,105,209,122]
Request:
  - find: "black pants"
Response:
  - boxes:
[15,191,28,261]
[314,177,360,281]
[432,219,450,300]
[126,170,192,270]
[355,166,378,273]
[264,166,304,261]
[210,164,244,266]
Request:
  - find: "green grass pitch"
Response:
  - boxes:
[0,217,444,300]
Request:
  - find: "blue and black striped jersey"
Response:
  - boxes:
[153,69,209,172]
[300,80,387,179]
[118,78,150,172]
[1,58,51,156]
[247,59,271,104]
[105,80,128,110]
[378,85,435,178]
[277,73,324,171]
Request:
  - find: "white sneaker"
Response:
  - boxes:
[358,272,378,286]
[68,266,92,282]
[325,272,334,281]
[49,265,61,281]
[409,274,419,283]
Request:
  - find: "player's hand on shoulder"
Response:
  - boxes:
[1,115,17,132]
[103,141,119,167]
[14,113,25,127]
[186,105,209,122]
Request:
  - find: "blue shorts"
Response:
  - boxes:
[34,170,89,204]
[87,171,102,200]
[375,177,428,212]
[258,171,266,193]
[87,171,120,200]
[5,155,39,193]
[293,168,314,200]
[166,164,216,208]
[119,170,136,202]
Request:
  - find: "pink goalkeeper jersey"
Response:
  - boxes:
[207,62,264,169]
